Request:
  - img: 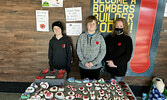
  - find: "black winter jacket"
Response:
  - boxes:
[48,35,72,73]
[104,34,133,76]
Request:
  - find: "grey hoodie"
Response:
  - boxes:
[77,30,106,69]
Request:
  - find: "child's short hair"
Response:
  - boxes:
[52,21,63,32]
[86,16,98,26]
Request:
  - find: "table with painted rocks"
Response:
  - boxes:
[20,78,137,100]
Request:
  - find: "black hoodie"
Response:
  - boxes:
[104,34,133,76]
[48,35,72,73]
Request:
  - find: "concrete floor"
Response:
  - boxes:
[0,92,21,100]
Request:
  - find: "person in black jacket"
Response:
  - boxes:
[48,21,72,73]
[104,18,133,81]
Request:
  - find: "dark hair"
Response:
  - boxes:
[52,21,63,32]
[86,15,98,27]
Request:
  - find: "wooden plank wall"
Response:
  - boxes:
[0,0,167,86]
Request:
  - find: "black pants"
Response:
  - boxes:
[79,67,101,80]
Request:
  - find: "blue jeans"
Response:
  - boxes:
[105,69,124,82]
[114,76,123,82]
[108,73,124,81]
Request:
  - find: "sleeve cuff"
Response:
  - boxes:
[81,59,87,66]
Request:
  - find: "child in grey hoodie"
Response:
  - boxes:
[77,16,106,79]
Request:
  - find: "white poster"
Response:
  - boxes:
[65,7,82,21]
[66,23,82,35]
[164,3,167,17]
[36,10,49,32]
[42,0,63,7]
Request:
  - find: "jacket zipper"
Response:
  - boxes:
[90,37,92,45]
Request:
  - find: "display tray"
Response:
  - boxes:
[35,70,67,86]
[20,79,137,100]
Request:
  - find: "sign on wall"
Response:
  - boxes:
[65,7,82,21]
[42,0,63,7]
[66,23,82,36]
[36,10,49,32]
[91,0,166,76]
[164,3,167,17]
[91,0,139,34]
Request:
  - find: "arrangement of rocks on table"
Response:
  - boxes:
[21,72,136,100]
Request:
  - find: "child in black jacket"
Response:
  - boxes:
[48,21,72,73]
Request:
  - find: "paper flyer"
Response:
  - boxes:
[42,0,63,7]
[36,10,49,32]
[66,23,82,35]
[65,7,82,21]
[164,3,167,17]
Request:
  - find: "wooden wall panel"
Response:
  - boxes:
[0,0,167,86]
[0,0,90,82]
